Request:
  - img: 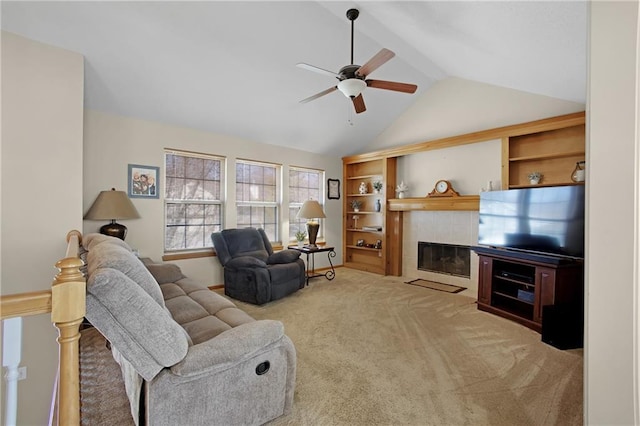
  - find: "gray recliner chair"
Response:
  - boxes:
[212,228,305,305]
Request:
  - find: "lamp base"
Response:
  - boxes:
[307,222,320,247]
[100,220,128,240]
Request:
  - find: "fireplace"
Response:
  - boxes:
[418,242,471,278]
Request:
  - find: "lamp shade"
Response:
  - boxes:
[337,78,366,98]
[297,200,326,220]
[84,188,140,220]
[84,188,140,240]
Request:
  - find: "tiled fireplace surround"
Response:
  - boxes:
[402,210,479,297]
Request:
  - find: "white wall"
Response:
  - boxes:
[0,31,84,425]
[82,110,343,285]
[586,1,639,423]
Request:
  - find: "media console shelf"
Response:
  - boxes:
[473,246,583,332]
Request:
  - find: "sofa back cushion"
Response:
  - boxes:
[86,268,189,381]
[86,240,165,307]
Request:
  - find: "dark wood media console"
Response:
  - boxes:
[472,246,583,333]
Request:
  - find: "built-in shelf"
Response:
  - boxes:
[388,195,480,212]
[509,150,585,162]
[346,228,383,233]
[346,245,382,252]
[509,182,585,189]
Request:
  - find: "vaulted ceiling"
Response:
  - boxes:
[1,1,587,157]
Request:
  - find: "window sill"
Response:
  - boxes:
[162,249,215,261]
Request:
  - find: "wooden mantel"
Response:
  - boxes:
[388,195,480,211]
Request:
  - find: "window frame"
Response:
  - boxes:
[288,166,325,243]
[235,158,282,243]
[163,149,225,253]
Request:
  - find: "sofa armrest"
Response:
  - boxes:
[169,320,284,377]
[225,256,268,269]
[267,249,301,265]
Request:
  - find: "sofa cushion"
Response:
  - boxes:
[145,263,186,284]
[87,242,165,307]
[160,277,255,345]
[86,267,189,381]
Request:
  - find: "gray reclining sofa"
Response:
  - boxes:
[81,233,296,425]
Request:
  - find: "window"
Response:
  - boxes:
[236,160,280,242]
[289,167,324,241]
[164,150,224,251]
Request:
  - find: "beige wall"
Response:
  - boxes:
[82,110,343,285]
[368,77,585,151]
[0,31,84,425]
[586,1,639,423]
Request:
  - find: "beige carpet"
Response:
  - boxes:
[234,268,583,426]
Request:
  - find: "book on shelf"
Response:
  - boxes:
[362,226,382,231]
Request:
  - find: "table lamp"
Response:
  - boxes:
[297,199,326,247]
[84,188,140,240]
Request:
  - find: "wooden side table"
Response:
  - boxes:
[288,245,336,286]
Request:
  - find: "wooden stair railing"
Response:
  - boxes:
[0,230,86,426]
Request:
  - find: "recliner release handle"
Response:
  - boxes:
[256,361,270,375]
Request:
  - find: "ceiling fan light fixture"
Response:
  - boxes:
[337,78,366,98]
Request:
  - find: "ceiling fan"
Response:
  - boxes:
[297,8,418,114]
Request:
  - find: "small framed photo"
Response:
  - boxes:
[356,239,365,247]
[128,164,159,199]
[327,178,340,200]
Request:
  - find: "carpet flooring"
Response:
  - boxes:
[234,268,583,426]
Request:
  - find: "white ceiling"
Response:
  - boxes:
[1,1,587,157]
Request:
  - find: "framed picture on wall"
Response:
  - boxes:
[128,164,159,199]
[328,178,340,200]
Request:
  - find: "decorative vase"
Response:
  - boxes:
[375,199,381,212]
[530,178,540,185]
[297,241,304,248]
[571,161,586,182]
[358,182,367,194]
[354,207,360,213]
[398,191,405,199]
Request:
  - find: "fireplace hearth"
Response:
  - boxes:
[418,242,471,278]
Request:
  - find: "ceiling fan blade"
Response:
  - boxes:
[296,63,341,79]
[300,86,338,104]
[356,48,395,77]
[366,79,418,94]
[352,94,366,114]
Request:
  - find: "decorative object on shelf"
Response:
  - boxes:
[396,181,409,198]
[358,181,368,194]
[528,172,542,185]
[481,180,494,192]
[350,199,363,212]
[375,239,382,249]
[375,199,381,212]
[571,161,585,182]
[427,179,460,197]
[297,199,326,248]
[128,164,160,199]
[352,215,359,229]
[372,180,383,194]
[327,178,341,199]
[295,230,307,248]
[84,188,141,240]
[356,239,365,247]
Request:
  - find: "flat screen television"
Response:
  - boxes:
[478,185,585,259]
